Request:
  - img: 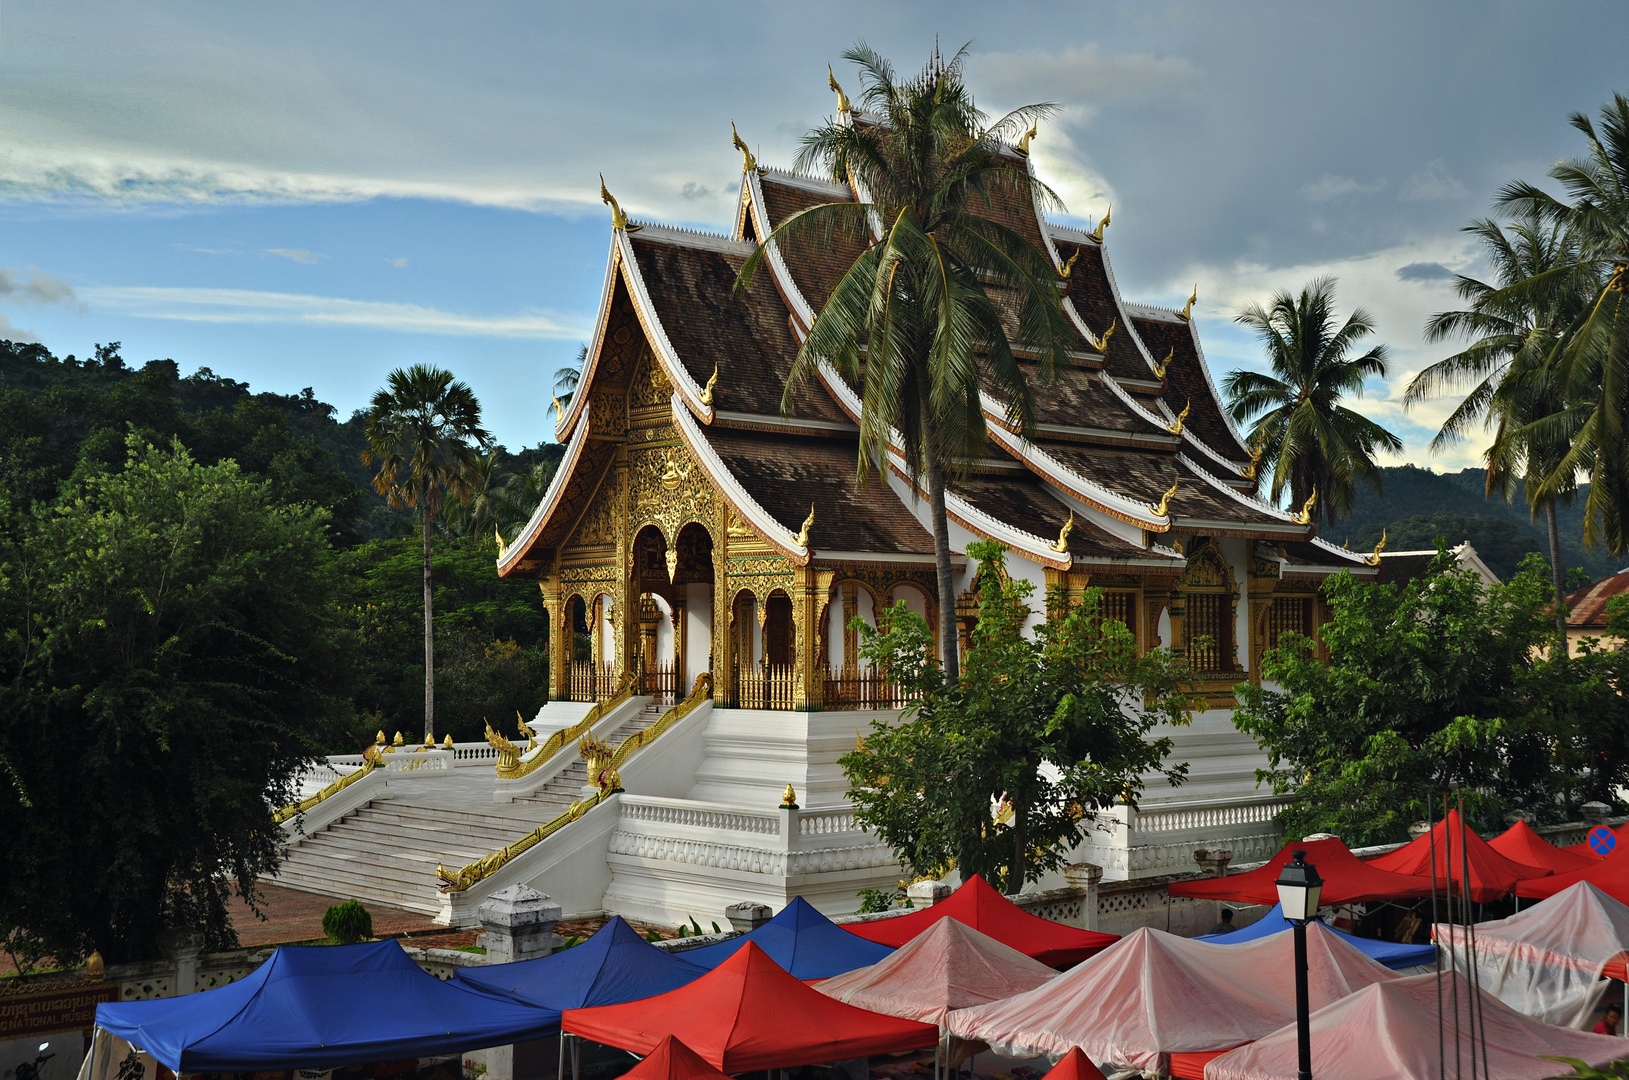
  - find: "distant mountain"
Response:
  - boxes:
[1334,464,1619,584]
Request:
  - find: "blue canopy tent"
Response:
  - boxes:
[1196,903,1437,969]
[455,916,705,1015]
[678,897,893,980]
[94,940,561,1072]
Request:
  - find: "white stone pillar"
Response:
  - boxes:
[477,884,563,963]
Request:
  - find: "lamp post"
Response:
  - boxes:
[1275,849,1323,1080]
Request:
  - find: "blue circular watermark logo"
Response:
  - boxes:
[1588,825,1617,856]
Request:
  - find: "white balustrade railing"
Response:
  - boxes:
[381,749,454,775]
[619,796,781,837]
[1131,795,1290,836]
[798,808,860,836]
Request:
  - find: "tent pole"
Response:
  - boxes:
[573,1034,580,1080]
[557,1033,565,1080]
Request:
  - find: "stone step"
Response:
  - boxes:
[354,802,535,833]
[328,811,523,848]
[291,832,497,868]
[272,863,443,914]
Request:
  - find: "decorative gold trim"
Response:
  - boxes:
[485,671,636,779]
[599,175,640,232]
[731,121,757,173]
[828,64,851,114]
[1364,528,1387,567]
[605,672,713,778]
[1088,204,1112,243]
[272,746,382,824]
[1017,119,1038,156]
[1059,248,1080,279]
[1049,511,1075,553]
[795,504,815,548]
[1292,489,1318,526]
[1179,285,1197,322]
[700,364,718,406]
[1242,433,1266,481]
[1151,478,1180,518]
[1153,348,1174,380]
[438,791,602,892]
[1167,399,1190,436]
[1090,317,1117,352]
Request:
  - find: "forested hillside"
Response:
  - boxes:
[1340,464,1616,583]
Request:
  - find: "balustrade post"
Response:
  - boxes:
[1062,863,1104,930]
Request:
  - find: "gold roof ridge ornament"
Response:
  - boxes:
[700,363,718,406]
[794,504,815,547]
[551,392,564,424]
[731,121,757,173]
[1059,248,1080,279]
[599,174,640,233]
[1167,399,1190,436]
[828,64,851,114]
[494,525,507,559]
[1017,119,1038,156]
[1364,528,1387,567]
[1093,317,1117,352]
[1088,204,1112,243]
[1242,433,1266,481]
[1292,488,1318,526]
[1049,511,1075,554]
[1179,285,1198,321]
[1153,347,1174,379]
[1151,477,1179,517]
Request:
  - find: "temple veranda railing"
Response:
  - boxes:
[438,673,714,892]
[728,663,918,711]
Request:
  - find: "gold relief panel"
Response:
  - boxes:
[629,443,715,543]
[571,474,619,547]
[628,346,670,409]
[1179,541,1232,591]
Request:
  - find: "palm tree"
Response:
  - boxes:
[740,43,1076,681]
[553,344,588,413]
[496,458,561,543]
[1497,93,1629,554]
[442,449,505,546]
[1222,277,1401,528]
[362,365,491,739]
[1404,212,1594,639]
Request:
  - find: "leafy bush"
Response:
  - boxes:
[322,899,373,945]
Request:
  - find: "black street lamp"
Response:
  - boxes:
[1275,849,1324,1080]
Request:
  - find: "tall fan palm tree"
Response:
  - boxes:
[363,365,491,739]
[1497,93,1629,554]
[1222,277,1401,528]
[1404,211,1594,638]
[740,43,1076,681]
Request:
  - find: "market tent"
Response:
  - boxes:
[1518,838,1629,906]
[1167,837,1434,907]
[945,924,1397,1077]
[562,941,937,1071]
[1195,904,1436,970]
[1367,810,1550,902]
[93,940,561,1073]
[1491,819,1598,874]
[454,916,704,1017]
[815,917,1058,1027]
[1037,1047,1108,1080]
[842,874,1118,965]
[1435,881,1629,1027]
[615,1036,734,1080]
[679,896,893,979]
[1204,971,1628,1080]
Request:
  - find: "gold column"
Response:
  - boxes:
[1246,556,1282,686]
[542,578,568,701]
[841,582,858,670]
[712,524,733,706]
[673,592,688,686]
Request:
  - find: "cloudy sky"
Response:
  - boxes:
[2,2,1626,468]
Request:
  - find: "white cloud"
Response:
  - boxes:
[0,267,75,305]
[386,257,409,268]
[265,247,323,264]
[1298,173,1388,203]
[0,312,38,342]
[974,43,1199,108]
[1400,160,1469,202]
[81,285,588,340]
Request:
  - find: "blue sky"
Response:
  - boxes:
[3,2,1627,465]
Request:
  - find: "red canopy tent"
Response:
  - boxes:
[1037,1047,1108,1080]
[561,942,937,1071]
[842,874,1118,965]
[615,1037,733,1080]
[1516,839,1629,905]
[1366,810,1550,902]
[1490,819,1598,874]
[1167,837,1435,906]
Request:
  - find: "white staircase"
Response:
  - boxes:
[515,699,663,816]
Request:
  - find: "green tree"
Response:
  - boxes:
[840,542,1194,892]
[1498,93,1629,555]
[1405,211,1597,639]
[1232,552,1615,846]
[742,44,1075,682]
[442,449,505,546]
[1223,277,1402,527]
[0,438,348,963]
[362,365,491,740]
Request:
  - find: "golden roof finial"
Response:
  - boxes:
[794,504,815,547]
[1017,119,1038,156]
[1088,204,1112,243]
[552,392,564,423]
[1292,488,1318,526]
[1153,347,1174,380]
[700,363,718,406]
[1059,248,1080,279]
[828,63,851,114]
[1242,432,1266,481]
[1364,528,1388,567]
[494,525,507,559]
[1167,399,1191,436]
[1151,477,1180,518]
[731,121,757,173]
[1094,317,1117,352]
[599,174,639,232]
[1179,285,1198,321]
[1049,511,1075,554]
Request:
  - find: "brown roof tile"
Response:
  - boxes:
[1132,316,1249,466]
[952,472,1165,562]
[1035,439,1285,527]
[1058,242,1158,382]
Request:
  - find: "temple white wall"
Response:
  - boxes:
[683,583,711,686]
